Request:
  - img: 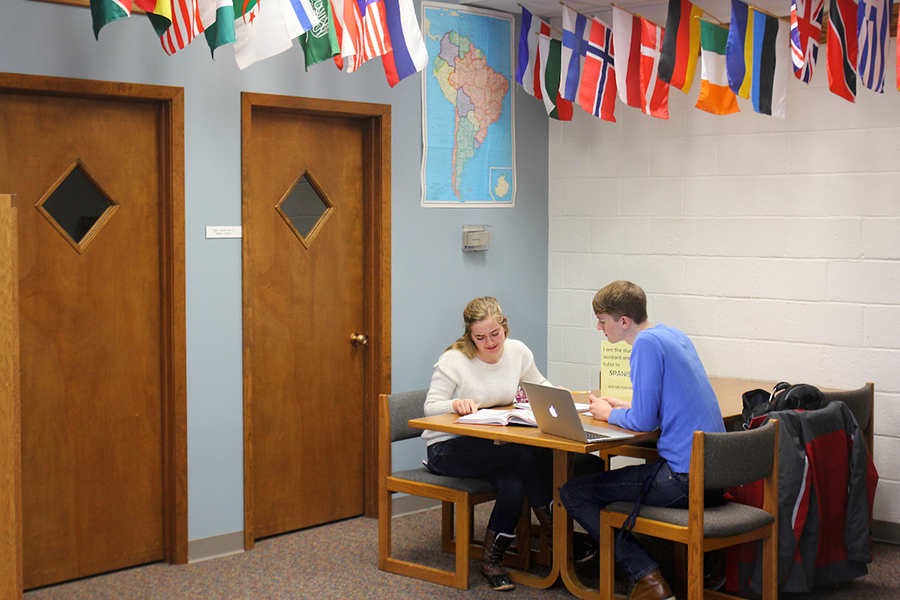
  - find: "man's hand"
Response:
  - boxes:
[587,394,613,422]
[601,395,631,410]
[452,398,478,415]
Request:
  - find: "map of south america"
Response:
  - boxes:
[432,32,509,199]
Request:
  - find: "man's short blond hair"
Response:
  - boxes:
[592,281,648,324]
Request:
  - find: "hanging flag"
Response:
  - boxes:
[381,0,428,86]
[517,7,551,97]
[561,5,591,102]
[135,0,173,36]
[658,0,703,93]
[90,0,131,39]
[640,18,669,119]
[333,0,391,72]
[288,0,322,31]
[857,0,892,92]
[726,0,748,96]
[299,0,340,69]
[578,16,617,122]
[160,0,223,56]
[537,33,574,120]
[827,0,858,100]
[203,0,245,57]
[790,0,824,83]
[726,0,788,117]
[695,18,740,114]
[234,0,311,70]
[612,6,643,109]
[331,0,358,67]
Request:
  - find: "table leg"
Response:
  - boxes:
[558,449,606,600]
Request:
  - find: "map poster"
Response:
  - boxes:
[420,2,515,207]
[600,340,633,402]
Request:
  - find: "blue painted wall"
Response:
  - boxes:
[1,0,549,540]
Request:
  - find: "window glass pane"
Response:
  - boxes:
[42,165,113,244]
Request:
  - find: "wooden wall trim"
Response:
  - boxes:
[0,194,23,599]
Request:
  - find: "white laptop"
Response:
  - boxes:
[521,382,634,444]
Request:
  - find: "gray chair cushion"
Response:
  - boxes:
[704,421,777,490]
[604,500,775,538]
[821,385,873,434]
[389,390,429,442]
[391,467,496,495]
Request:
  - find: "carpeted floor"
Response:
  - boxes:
[23,505,900,600]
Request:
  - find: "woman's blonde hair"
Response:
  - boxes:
[446,296,510,359]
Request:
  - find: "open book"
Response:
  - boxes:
[454,408,538,427]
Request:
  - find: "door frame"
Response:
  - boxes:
[0,72,188,566]
[241,93,391,550]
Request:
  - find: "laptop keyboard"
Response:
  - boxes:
[584,431,609,442]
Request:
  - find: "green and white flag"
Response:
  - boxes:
[299,0,340,70]
[90,0,130,39]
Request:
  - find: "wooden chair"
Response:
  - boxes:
[598,420,780,600]
[821,382,874,455]
[377,390,530,589]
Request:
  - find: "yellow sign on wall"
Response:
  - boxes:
[600,340,632,401]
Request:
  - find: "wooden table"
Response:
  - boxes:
[408,411,656,597]
[407,377,789,599]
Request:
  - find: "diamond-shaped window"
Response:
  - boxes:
[275,169,333,248]
[36,161,118,254]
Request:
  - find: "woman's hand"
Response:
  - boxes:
[452,398,478,415]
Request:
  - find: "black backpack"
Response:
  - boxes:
[742,382,824,428]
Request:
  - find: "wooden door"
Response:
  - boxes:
[242,94,390,544]
[0,74,187,589]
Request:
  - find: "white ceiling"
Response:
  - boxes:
[459,0,792,26]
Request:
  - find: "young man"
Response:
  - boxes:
[560,281,725,600]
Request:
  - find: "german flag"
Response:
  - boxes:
[658,0,704,93]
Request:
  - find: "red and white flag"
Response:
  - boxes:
[612,7,642,109]
[333,0,391,72]
[640,17,669,118]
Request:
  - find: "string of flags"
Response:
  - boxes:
[519,0,898,121]
[88,0,428,85]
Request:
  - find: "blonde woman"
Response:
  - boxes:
[423,297,594,591]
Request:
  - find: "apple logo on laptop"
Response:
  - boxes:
[549,405,558,418]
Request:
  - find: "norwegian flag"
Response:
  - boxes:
[827,0,858,101]
[790,0,824,83]
[578,17,617,122]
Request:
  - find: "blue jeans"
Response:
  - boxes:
[427,436,552,536]
[560,460,690,583]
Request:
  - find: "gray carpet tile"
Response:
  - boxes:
[24,505,900,600]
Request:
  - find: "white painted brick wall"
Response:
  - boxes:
[548,56,900,526]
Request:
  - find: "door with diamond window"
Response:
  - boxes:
[0,75,185,589]
[242,95,389,543]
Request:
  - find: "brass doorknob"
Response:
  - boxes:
[350,333,369,346]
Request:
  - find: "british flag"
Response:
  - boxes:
[578,17,617,122]
[790,0,824,83]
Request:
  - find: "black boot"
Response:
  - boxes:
[533,504,597,563]
[481,529,515,591]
